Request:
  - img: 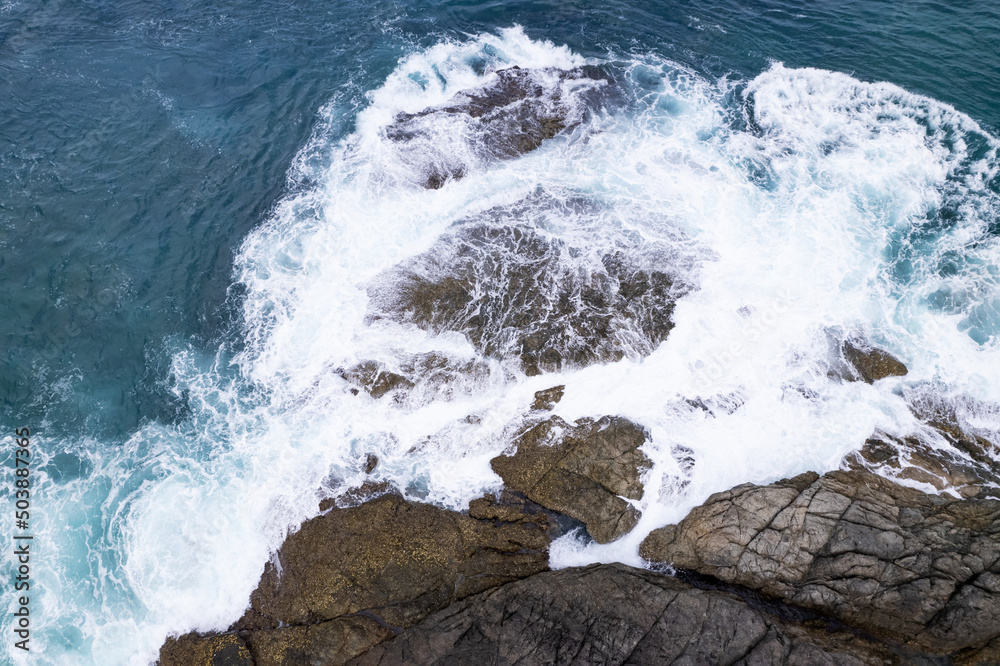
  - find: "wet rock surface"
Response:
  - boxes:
[531,384,564,411]
[846,392,1000,500]
[841,340,908,383]
[491,415,650,543]
[338,361,414,399]
[385,65,612,189]
[368,221,683,375]
[845,431,1000,500]
[159,465,1000,665]
[640,468,1000,655]
[349,563,897,666]
[339,353,495,403]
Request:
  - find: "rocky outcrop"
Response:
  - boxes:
[386,65,611,189]
[841,340,908,383]
[491,415,650,543]
[349,563,897,665]
[367,218,683,376]
[640,469,1000,656]
[161,493,549,666]
[338,361,414,399]
[240,493,549,630]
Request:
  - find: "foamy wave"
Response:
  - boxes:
[14,29,1000,665]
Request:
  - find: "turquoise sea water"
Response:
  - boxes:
[1,1,999,663]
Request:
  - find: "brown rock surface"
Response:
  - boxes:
[160,493,548,666]
[491,415,650,543]
[844,432,1000,500]
[158,633,252,666]
[845,392,1000,500]
[841,340,908,383]
[338,360,414,399]
[640,469,1000,655]
[531,385,565,411]
[242,493,548,629]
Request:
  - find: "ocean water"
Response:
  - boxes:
[2,1,999,663]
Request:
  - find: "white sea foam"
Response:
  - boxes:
[12,27,1000,665]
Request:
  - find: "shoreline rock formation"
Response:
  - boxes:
[161,492,552,666]
[160,463,1000,665]
[640,468,1000,661]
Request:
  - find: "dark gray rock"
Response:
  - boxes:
[640,469,1000,655]
[349,563,896,666]
[491,415,650,543]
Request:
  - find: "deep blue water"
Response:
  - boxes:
[2,0,999,663]
[3,0,998,440]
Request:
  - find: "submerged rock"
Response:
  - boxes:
[339,353,495,403]
[491,415,650,543]
[368,221,683,375]
[386,65,612,189]
[846,392,1000,500]
[350,563,896,666]
[640,468,1000,655]
[338,360,414,399]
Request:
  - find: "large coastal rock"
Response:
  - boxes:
[368,220,682,375]
[161,493,549,666]
[640,469,1000,655]
[349,563,896,666]
[386,65,611,189]
[491,415,650,543]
